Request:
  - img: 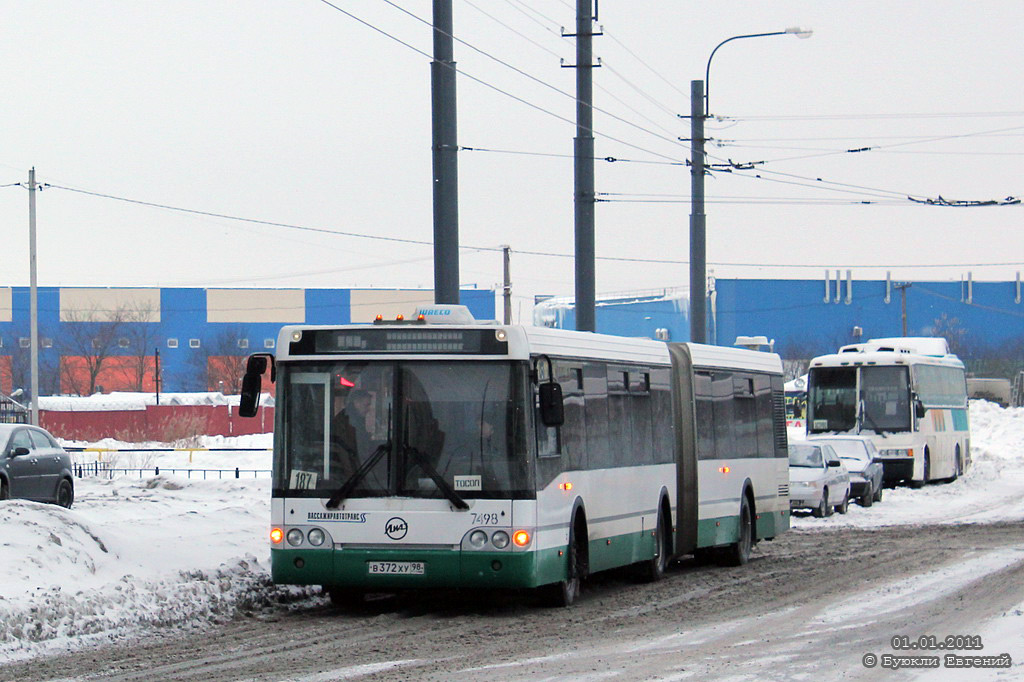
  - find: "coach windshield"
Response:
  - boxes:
[274,361,531,499]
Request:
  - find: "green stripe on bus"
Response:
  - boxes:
[696,510,789,548]
[952,408,969,432]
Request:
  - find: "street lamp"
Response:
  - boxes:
[688,28,812,345]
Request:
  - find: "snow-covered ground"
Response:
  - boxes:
[2,402,1023,665]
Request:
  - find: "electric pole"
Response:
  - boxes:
[28,168,39,425]
[689,81,706,344]
[431,0,460,304]
[502,245,512,324]
[894,282,912,336]
[566,0,599,332]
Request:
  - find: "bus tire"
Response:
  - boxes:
[721,494,753,567]
[910,450,930,488]
[543,520,583,607]
[950,446,962,482]
[639,507,669,583]
[326,587,365,609]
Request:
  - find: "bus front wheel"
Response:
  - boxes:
[543,524,583,607]
[326,586,365,609]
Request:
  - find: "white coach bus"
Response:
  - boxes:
[239,306,790,607]
[806,337,970,486]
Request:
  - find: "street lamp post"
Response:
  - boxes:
[688,28,811,345]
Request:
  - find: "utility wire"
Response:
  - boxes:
[719,111,1024,122]
[375,0,689,157]
[43,182,1024,270]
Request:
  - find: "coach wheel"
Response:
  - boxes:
[721,495,752,567]
[911,450,930,488]
[951,446,962,481]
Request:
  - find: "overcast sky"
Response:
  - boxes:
[2,1,1022,322]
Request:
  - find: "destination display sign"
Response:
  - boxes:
[289,328,509,355]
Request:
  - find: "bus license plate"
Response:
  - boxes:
[367,561,425,575]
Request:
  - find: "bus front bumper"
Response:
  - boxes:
[271,547,548,590]
[880,458,914,484]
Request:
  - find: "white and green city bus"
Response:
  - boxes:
[239,306,790,606]
[806,337,970,486]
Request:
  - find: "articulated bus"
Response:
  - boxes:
[806,337,970,487]
[239,306,790,607]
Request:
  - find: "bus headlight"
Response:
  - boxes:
[286,528,304,546]
[469,530,488,548]
[307,528,326,546]
[491,531,510,549]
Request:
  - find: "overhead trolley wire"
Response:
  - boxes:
[42,182,1024,270]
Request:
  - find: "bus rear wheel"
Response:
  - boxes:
[720,495,752,567]
[639,509,669,582]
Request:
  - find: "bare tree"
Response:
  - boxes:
[184,326,250,394]
[57,307,129,395]
[109,302,162,392]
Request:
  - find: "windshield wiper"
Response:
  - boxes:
[859,399,889,438]
[326,442,390,509]
[405,445,469,511]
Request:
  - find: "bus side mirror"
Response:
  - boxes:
[539,382,564,427]
[239,353,274,418]
[914,399,926,419]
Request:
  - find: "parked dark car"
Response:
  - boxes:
[809,435,884,507]
[0,424,75,508]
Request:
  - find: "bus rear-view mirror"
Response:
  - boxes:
[539,382,565,427]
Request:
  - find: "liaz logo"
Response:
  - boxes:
[385,517,408,540]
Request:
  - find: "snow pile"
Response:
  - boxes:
[0,462,312,663]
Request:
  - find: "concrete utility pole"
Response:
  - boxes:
[431,0,460,304]
[502,245,512,324]
[28,168,40,425]
[569,0,598,332]
[894,282,912,336]
[688,81,707,344]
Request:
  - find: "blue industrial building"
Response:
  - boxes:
[0,286,495,396]
[535,277,1024,367]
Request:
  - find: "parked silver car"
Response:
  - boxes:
[788,442,850,517]
[0,424,75,508]
[809,435,884,507]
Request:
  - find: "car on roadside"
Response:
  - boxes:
[0,424,75,508]
[788,441,850,517]
[808,435,884,507]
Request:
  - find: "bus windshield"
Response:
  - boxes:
[808,365,911,434]
[808,367,857,432]
[276,361,531,499]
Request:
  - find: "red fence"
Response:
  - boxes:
[40,404,274,442]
